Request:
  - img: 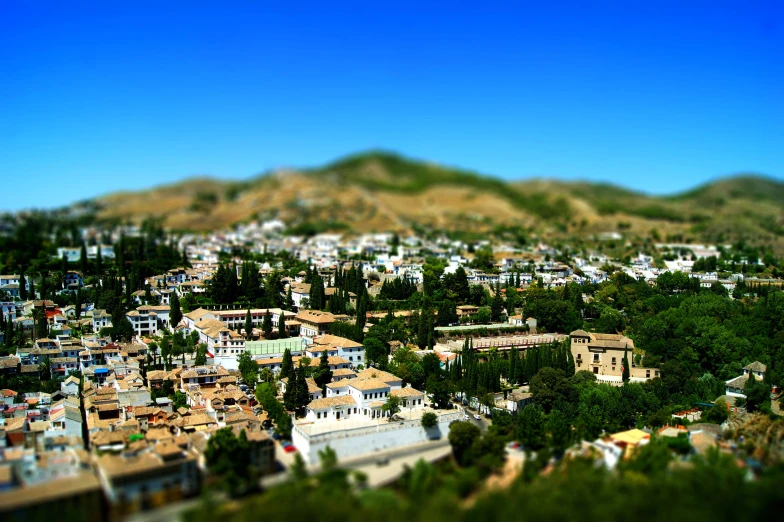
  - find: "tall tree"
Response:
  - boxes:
[313,350,333,394]
[238,351,258,387]
[39,272,48,301]
[80,243,88,274]
[95,245,103,278]
[622,346,630,383]
[19,272,27,300]
[280,348,294,381]
[75,288,83,319]
[263,311,273,338]
[278,312,287,338]
[34,307,48,339]
[244,309,253,340]
[170,290,182,328]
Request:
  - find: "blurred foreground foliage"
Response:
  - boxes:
[185,446,784,522]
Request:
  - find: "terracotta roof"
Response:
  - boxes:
[307,395,356,409]
[744,361,767,372]
[312,334,363,348]
[390,387,424,398]
[355,368,401,383]
[296,310,336,325]
[349,378,390,391]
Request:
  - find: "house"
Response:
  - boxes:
[724,361,767,398]
[500,391,533,412]
[570,330,659,382]
[304,334,365,367]
[289,282,312,310]
[91,309,113,332]
[61,376,81,396]
[307,368,422,423]
[64,271,84,291]
[95,440,200,517]
[0,275,20,298]
[296,310,335,339]
[126,305,170,336]
[179,365,233,393]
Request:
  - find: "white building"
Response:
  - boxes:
[725,361,766,398]
[304,334,366,367]
[125,305,170,337]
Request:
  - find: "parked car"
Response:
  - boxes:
[473,414,481,420]
[463,414,470,421]
[376,457,390,466]
[284,445,297,453]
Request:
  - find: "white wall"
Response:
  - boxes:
[293,412,460,465]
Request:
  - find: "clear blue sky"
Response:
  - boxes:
[1,1,782,210]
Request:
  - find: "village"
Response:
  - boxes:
[0,219,781,520]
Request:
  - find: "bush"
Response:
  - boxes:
[422,412,438,428]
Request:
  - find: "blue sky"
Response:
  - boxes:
[1,1,782,210]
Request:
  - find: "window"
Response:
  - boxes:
[593,353,599,363]
[646,370,651,378]
[612,357,616,365]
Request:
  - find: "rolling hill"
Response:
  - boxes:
[88,151,784,250]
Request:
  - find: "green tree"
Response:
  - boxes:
[244,309,253,340]
[547,409,572,454]
[705,399,730,424]
[421,411,437,429]
[622,346,630,383]
[364,337,388,367]
[516,404,546,451]
[313,350,333,393]
[170,290,182,328]
[381,394,401,420]
[263,311,273,338]
[80,243,88,274]
[238,351,258,387]
[426,377,452,409]
[278,312,287,338]
[194,343,208,366]
[280,348,294,381]
[530,367,574,413]
[743,372,770,412]
[448,421,481,466]
[204,427,254,497]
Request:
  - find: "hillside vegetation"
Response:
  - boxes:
[88,150,784,249]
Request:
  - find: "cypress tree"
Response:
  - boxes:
[96,246,103,278]
[75,288,83,320]
[278,312,287,338]
[80,243,88,274]
[314,349,333,394]
[19,272,27,300]
[285,286,294,310]
[60,252,68,277]
[39,273,48,301]
[565,344,575,377]
[622,346,630,382]
[280,348,293,381]
[295,365,310,409]
[244,309,253,340]
[509,347,518,385]
[263,311,273,338]
[170,290,182,329]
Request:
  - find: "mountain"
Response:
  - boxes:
[89,151,784,248]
